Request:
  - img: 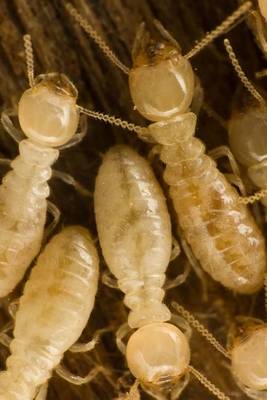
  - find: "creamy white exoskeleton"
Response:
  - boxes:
[69,2,266,294]
[94,145,231,400]
[225,39,267,211]
[0,226,99,400]
[0,35,95,297]
[94,145,172,329]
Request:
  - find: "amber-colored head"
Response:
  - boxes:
[229,317,267,392]
[18,73,79,147]
[126,322,190,389]
[129,24,194,122]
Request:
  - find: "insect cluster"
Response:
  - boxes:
[0,1,266,399]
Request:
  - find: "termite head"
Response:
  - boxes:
[129,22,194,122]
[18,73,79,147]
[228,87,267,169]
[228,316,267,393]
[259,0,267,22]
[126,322,190,392]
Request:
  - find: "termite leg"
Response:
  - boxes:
[69,327,112,353]
[171,373,190,400]
[164,260,191,290]
[126,379,141,400]
[147,144,162,163]
[1,109,24,143]
[177,224,208,301]
[35,383,48,400]
[116,323,131,355]
[45,201,60,240]
[8,298,19,319]
[58,114,88,150]
[256,69,267,79]
[170,313,192,340]
[0,320,13,348]
[102,269,119,289]
[55,364,103,385]
[209,145,246,195]
[52,170,92,198]
[170,236,181,261]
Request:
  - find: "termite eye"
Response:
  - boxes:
[18,73,79,147]
[126,323,190,385]
[129,57,195,122]
[231,325,267,391]
[228,105,267,167]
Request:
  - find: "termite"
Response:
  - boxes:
[94,144,231,400]
[247,0,267,67]
[67,1,266,294]
[224,38,267,210]
[0,34,100,297]
[0,225,105,400]
[172,297,267,400]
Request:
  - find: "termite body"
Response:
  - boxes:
[128,30,266,294]
[94,145,172,329]
[68,2,266,294]
[94,145,230,400]
[0,37,88,297]
[0,225,99,400]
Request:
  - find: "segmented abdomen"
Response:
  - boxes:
[0,226,99,399]
[0,139,59,297]
[94,145,172,328]
[149,114,266,294]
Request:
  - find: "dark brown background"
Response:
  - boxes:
[0,0,265,399]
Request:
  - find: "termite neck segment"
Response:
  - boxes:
[18,73,79,147]
[229,317,267,392]
[126,322,190,387]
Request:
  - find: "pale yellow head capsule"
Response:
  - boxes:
[129,26,194,122]
[230,317,267,394]
[18,73,79,147]
[228,103,267,168]
[126,322,190,388]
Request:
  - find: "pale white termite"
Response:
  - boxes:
[0,225,101,400]
[172,301,267,400]
[94,145,231,400]
[0,35,99,297]
[67,1,266,294]
[224,39,267,210]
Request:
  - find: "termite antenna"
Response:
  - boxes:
[265,274,267,320]
[224,38,265,105]
[185,1,252,59]
[77,105,145,137]
[237,187,267,204]
[23,34,35,87]
[171,302,230,359]
[65,3,130,75]
[189,366,231,400]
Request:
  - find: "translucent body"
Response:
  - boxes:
[126,323,190,385]
[0,226,99,400]
[0,73,79,296]
[94,145,172,328]
[129,44,266,294]
[231,322,267,399]
[229,105,267,206]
